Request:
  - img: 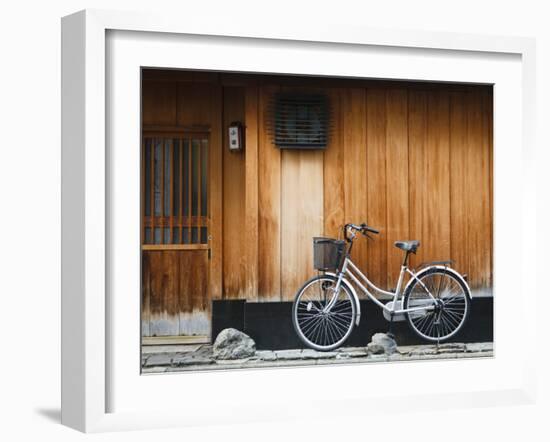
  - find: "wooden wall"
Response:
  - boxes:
[242,79,492,301]
[142,70,493,336]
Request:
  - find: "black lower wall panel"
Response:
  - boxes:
[212,297,493,351]
[211,300,246,343]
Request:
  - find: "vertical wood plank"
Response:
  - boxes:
[323,88,345,239]
[244,83,259,301]
[280,148,324,300]
[485,88,494,291]
[424,89,451,265]
[179,138,184,244]
[169,140,174,243]
[150,138,155,244]
[222,86,246,299]
[449,91,469,278]
[209,84,223,300]
[147,250,180,336]
[258,84,281,302]
[466,89,492,291]
[187,139,192,242]
[141,245,151,337]
[385,89,410,288]
[141,138,146,245]
[197,138,202,239]
[160,139,165,244]
[366,88,388,289]
[281,149,301,300]
[342,88,368,270]
[280,88,325,300]
[408,90,428,269]
[298,149,324,289]
[178,250,210,336]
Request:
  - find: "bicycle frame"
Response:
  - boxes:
[323,257,437,315]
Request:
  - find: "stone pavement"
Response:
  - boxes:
[141,342,493,374]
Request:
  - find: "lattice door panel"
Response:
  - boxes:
[142,134,209,247]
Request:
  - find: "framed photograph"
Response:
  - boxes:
[61,9,537,432]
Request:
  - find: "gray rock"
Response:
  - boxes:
[368,333,397,355]
[213,328,256,360]
[367,343,385,355]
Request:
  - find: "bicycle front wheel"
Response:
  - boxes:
[292,275,356,351]
[404,268,470,342]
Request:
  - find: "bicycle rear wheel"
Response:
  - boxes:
[292,275,356,351]
[403,268,470,342]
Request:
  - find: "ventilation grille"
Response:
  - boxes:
[270,93,330,149]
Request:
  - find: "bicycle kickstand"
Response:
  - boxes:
[387,312,396,340]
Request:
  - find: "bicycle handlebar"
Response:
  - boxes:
[343,222,380,241]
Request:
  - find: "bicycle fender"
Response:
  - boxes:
[404,265,472,300]
[326,272,362,326]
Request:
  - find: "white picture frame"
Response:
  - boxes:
[61,9,537,433]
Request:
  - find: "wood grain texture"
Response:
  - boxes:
[280,86,325,301]
[142,250,210,336]
[144,250,181,336]
[424,90,451,263]
[366,88,388,289]
[222,86,246,299]
[177,83,214,127]
[209,85,223,300]
[449,91,469,277]
[385,89,409,289]
[449,90,493,290]
[465,90,492,289]
[485,88,494,290]
[342,88,368,270]
[142,81,177,126]
[184,250,209,312]
[244,83,259,301]
[141,247,151,337]
[281,149,301,300]
[141,71,494,339]
[323,88,345,239]
[280,148,324,300]
[408,90,428,270]
[258,85,281,301]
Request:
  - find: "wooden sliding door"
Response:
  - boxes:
[141,131,215,338]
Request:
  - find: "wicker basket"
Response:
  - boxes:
[313,237,346,271]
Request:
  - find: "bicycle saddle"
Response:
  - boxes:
[394,240,420,253]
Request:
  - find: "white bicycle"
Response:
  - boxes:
[292,223,472,351]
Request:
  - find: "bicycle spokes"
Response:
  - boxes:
[293,276,356,351]
[406,270,469,341]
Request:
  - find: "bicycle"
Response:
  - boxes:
[292,223,472,351]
